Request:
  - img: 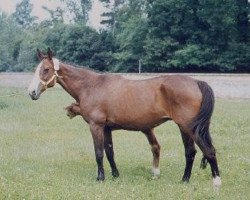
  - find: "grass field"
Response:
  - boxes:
[0,86,249,199]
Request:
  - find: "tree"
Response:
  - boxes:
[144,0,249,72]
[99,0,126,33]
[12,0,37,29]
[0,0,249,72]
[114,3,148,71]
[235,0,250,43]
[41,24,114,71]
[99,0,149,72]
[0,13,23,71]
[42,6,64,26]
[61,0,92,23]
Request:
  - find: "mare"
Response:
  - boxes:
[28,49,221,186]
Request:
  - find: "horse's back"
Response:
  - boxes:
[98,74,202,130]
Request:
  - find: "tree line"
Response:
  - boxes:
[0,0,249,73]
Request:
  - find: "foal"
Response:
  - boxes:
[65,102,80,119]
[28,49,221,187]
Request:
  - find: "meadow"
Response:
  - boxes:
[0,86,249,199]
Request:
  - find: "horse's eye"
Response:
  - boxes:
[44,68,49,74]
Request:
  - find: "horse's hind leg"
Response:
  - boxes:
[104,127,119,178]
[180,125,221,186]
[179,128,197,183]
[143,129,161,177]
[195,139,221,187]
[184,123,221,186]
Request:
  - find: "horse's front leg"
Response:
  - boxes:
[104,127,119,178]
[90,123,105,181]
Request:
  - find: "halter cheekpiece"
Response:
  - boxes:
[39,58,62,89]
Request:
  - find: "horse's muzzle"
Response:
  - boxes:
[29,91,39,100]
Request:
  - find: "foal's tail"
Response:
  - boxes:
[190,81,214,166]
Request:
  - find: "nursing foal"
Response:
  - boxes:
[28,49,221,187]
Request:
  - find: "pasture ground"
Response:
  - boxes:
[0,86,249,199]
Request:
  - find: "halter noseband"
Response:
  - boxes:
[39,58,63,89]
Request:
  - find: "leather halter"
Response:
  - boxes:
[39,58,62,89]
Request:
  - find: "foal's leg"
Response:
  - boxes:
[90,123,105,181]
[143,129,161,177]
[179,129,197,183]
[104,128,119,178]
[65,102,80,119]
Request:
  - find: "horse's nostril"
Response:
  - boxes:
[29,91,38,100]
[29,90,36,99]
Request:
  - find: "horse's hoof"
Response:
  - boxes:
[213,176,222,187]
[182,173,191,183]
[152,175,160,180]
[152,167,160,177]
[96,176,105,182]
[151,168,160,180]
[112,170,119,178]
[182,177,190,183]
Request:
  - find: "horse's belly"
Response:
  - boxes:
[105,83,171,130]
[106,111,170,131]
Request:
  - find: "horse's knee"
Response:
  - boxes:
[151,144,160,157]
[185,149,197,159]
[95,148,104,159]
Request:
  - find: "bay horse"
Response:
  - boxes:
[28,48,221,187]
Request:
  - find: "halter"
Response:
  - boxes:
[39,58,63,89]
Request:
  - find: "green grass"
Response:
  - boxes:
[0,87,249,200]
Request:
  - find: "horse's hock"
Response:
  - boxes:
[0,72,249,99]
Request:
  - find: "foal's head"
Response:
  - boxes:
[28,48,60,100]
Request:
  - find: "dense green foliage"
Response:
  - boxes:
[0,0,249,72]
[13,0,37,29]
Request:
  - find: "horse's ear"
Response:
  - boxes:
[47,47,53,60]
[37,49,45,61]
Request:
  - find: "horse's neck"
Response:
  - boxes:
[57,63,98,101]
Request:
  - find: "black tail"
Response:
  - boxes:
[190,81,215,158]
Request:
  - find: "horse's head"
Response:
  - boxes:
[28,48,60,100]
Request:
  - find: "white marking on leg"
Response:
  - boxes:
[152,167,160,176]
[213,176,222,187]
